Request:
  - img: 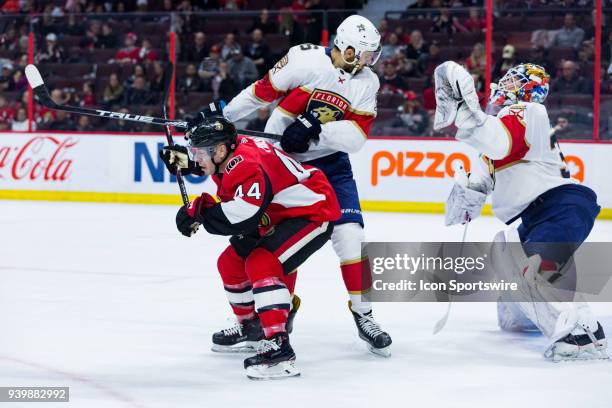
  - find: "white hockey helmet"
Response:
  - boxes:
[334,15,382,70]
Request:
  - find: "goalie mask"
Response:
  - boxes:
[186,116,237,173]
[489,63,550,106]
[334,15,382,74]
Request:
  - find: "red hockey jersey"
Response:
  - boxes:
[198,136,341,237]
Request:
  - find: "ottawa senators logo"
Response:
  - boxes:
[306,89,350,124]
[225,155,243,174]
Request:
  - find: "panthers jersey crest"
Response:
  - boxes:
[306,89,350,124]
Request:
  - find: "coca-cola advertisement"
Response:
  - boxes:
[0,134,77,182]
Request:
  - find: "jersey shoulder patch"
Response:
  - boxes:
[225,155,244,174]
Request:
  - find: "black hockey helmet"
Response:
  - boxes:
[186,116,237,149]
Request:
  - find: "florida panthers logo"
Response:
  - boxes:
[306,89,349,124]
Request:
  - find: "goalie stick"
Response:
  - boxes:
[432,216,470,334]
[160,61,189,206]
[24,64,282,141]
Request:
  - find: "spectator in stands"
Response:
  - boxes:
[103,73,124,108]
[228,49,258,89]
[550,116,571,138]
[37,33,65,63]
[80,82,96,107]
[64,14,86,36]
[114,32,140,64]
[381,33,403,62]
[585,9,607,42]
[76,115,94,132]
[149,61,166,93]
[249,9,278,35]
[178,64,204,93]
[531,29,554,50]
[46,110,76,131]
[220,0,246,9]
[0,65,13,92]
[432,8,461,36]
[98,23,119,49]
[198,44,222,89]
[419,41,443,77]
[378,19,390,43]
[393,26,411,45]
[11,69,27,92]
[465,43,486,78]
[11,107,30,131]
[212,61,238,102]
[0,95,14,131]
[604,30,612,63]
[182,32,209,63]
[379,59,406,93]
[492,44,517,81]
[246,108,271,132]
[551,13,584,50]
[123,76,154,105]
[138,39,158,63]
[551,60,590,94]
[79,20,101,50]
[529,46,556,79]
[221,33,241,61]
[392,91,429,135]
[244,29,270,77]
[463,7,486,33]
[600,64,612,94]
[126,64,146,87]
[404,30,428,63]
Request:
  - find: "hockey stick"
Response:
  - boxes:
[160,62,190,206]
[432,216,470,334]
[24,64,282,141]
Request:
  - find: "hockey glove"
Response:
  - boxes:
[159,145,203,176]
[176,205,201,237]
[187,100,226,129]
[187,193,221,220]
[281,112,321,153]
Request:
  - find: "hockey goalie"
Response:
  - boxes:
[434,60,608,361]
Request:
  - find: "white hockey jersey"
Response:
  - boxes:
[468,102,575,223]
[223,44,380,162]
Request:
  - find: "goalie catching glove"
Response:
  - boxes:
[433,61,486,130]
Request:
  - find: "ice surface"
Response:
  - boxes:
[1,201,611,408]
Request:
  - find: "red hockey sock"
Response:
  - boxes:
[217,245,255,322]
[341,257,372,295]
[282,270,298,295]
[246,248,291,337]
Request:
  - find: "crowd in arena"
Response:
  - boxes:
[0,0,611,138]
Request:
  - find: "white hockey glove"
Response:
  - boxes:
[434,61,486,130]
[445,164,487,226]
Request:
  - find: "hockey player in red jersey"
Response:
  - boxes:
[160,116,340,379]
[188,14,393,357]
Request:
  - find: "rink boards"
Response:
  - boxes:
[0,131,611,219]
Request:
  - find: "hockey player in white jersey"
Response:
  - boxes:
[435,61,607,361]
[189,15,392,356]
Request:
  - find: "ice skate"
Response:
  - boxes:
[244,333,300,380]
[211,317,264,353]
[349,301,392,357]
[546,322,609,362]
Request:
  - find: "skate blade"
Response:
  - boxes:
[547,341,610,362]
[211,341,260,353]
[246,361,301,380]
[367,344,391,358]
